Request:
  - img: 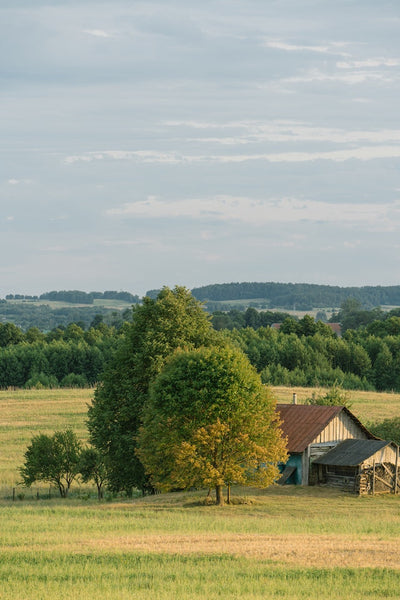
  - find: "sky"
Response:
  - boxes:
[1,0,400,297]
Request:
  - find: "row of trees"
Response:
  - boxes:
[4,309,400,392]
[0,322,120,388]
[0,303,132,331]
[228,323,400,391]
[192,281,400,309]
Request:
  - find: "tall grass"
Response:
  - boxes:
[1,553,400,599]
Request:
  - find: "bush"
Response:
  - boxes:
[24,372,59,389]
[60,373,88,388]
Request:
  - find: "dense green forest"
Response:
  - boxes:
[0,320,121,388]
[191,282,400,310]
[1,296,400,392]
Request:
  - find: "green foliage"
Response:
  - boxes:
[137,346,287,504]
[19,429,82,497]
[78,447,108,499]
[24,372,59,389]
[192,281,400,309]
[367,417,400,445]
[60,373,89,388]
[88,286,218,494]
[305,384,352,408]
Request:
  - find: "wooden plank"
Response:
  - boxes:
[372,459,375,495]
[374,474,394,490]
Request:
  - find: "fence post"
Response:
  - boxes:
[372,460,375,495]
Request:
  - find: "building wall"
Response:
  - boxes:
[312,412,368,445]
[362,445,398,467]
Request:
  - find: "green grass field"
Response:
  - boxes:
[1,387,399,599]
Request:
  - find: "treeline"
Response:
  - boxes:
[211,308,293,330]
[191,281,400,310]
[0,303,132,332]
[227,314,400,392]
[6,290,140,305]
[0,321,121,388]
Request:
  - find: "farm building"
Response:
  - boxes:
[313,439,399,494]
[276,403,377,486]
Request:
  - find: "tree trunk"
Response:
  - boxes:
[227,484,231,505]
[215,484,224,506]
[97,483,103,500]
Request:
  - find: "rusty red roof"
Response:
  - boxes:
[276,404,375,453]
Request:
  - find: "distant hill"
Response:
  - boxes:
[6,290,140,305]
[190,282,400,310]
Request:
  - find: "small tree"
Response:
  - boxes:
[305,383,352,408]
[137,346,287,505]
[79,447,108,499]
[19,429,81,497]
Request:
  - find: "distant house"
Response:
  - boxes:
[276,404,376,486]
[326,322,342,337]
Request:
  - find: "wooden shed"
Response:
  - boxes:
[313,439,400,494]
[276,404,377,486]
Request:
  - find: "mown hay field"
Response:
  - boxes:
[1,386,400,599]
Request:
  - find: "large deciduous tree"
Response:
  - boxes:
[136,346,287,505]
[87,286,218,494]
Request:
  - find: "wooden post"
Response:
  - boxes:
[372,459,375,495]
[395,446,399,495]
[12,488,15,502]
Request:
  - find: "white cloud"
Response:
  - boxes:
[184,121,400,146]
[65,144,400,166]
[64,150,185,165]
[106,195,400,227]
[280,68,397,85]
[7,178,33,185]
[337,58,400,69]
[263,40,350,57]
[82,29,114,38]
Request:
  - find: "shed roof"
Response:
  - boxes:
[313,439,395,467]
[277,404,375,453]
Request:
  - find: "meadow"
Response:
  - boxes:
[1,386,400,598]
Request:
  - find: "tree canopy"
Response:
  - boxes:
[19,429,82,497]
[137,346,287,505]
[87,286,218,493]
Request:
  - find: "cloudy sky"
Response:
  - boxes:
[1,0,400,297]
